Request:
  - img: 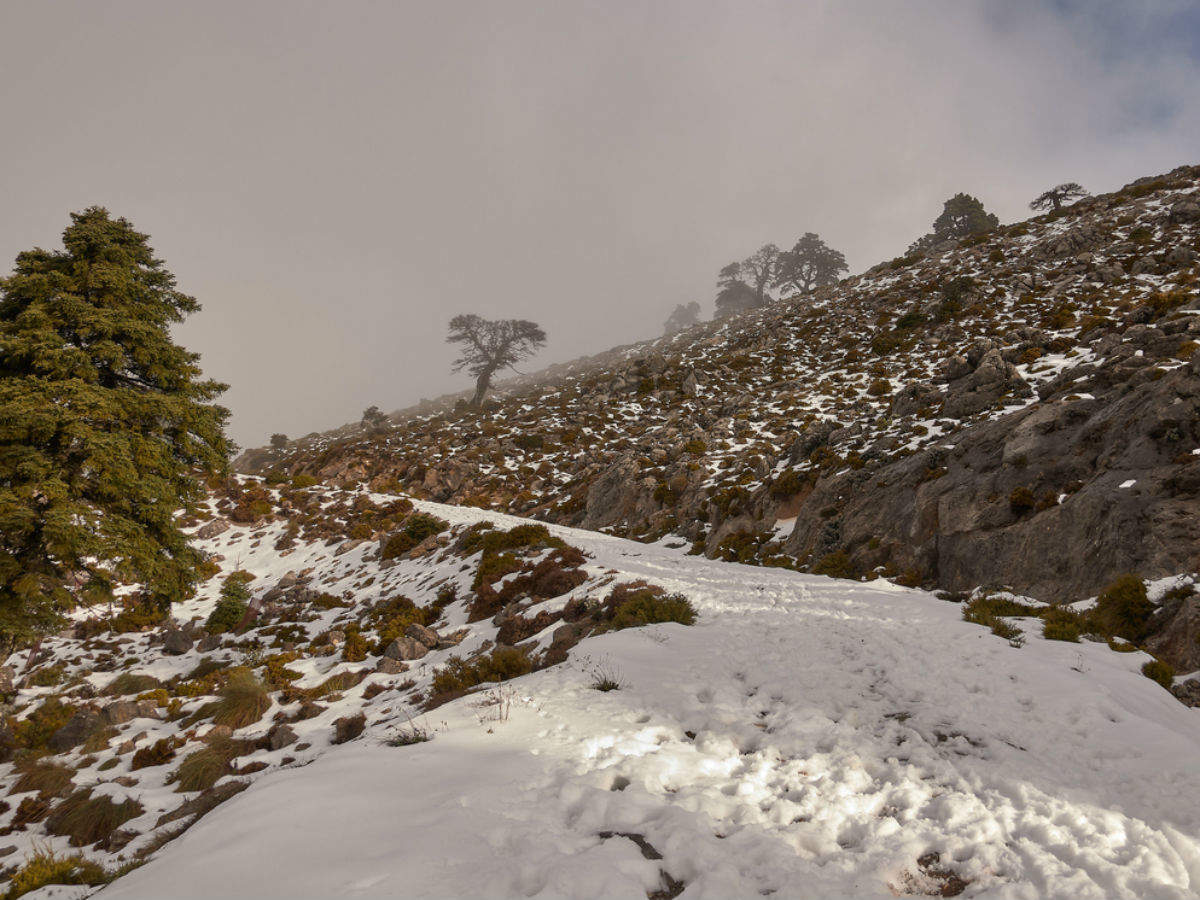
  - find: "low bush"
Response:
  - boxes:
[4,847,110,899]
[130,738,177,770]
[812,550,856,579]
[1041,607,1084,642]
[380,513,450,559]
[13,698,74,750]
[1092,574,1154,642]
[1142,659,1174,690]
[429,648,533,702]
[963,594,1038,642]
[602,582,697,630]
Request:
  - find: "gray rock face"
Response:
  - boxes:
[0,666,14,695]
[941,348,1031,419]
[1145,591,1200,674]
[784,354,1200,602]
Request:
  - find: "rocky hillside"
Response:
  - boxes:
[2,478,1198,898]
[242,165,1200,610]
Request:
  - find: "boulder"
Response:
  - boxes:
[48,708,105,752]
[383,636,428,661]
[162,629,193,655]
[1144,590,1200,674]
[404,623,440,648]
[195,518,231,540]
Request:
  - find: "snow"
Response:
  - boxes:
[98,502,1200,900]
[1120,479,1138,489]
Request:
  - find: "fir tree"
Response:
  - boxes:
[0,208,230,653]
[908,193,999,254]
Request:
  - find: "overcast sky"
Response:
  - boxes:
[2,1,1198,448]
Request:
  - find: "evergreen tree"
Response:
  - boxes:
[0,208,229,653]
[446,315,547,408]
[361,405,389,433]
[663,301,701,335]
[908,193,999,254]
[774,233,848,294]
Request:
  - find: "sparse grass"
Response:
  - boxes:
[104,673,163,696]
[209,668,271,729]
[131,738,177,770]
[11,760,75,798]
[45,789,143,847]
[173,738,239,792]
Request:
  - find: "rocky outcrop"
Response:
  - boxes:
[783,336,1200,601]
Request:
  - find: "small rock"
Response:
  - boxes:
[267,724,298,751]
[197,634,222,652]
[195,518,231,540]
[376,658,408,675]
[48,708,105,752]
[332,713,366,744]
[162,629,193,655]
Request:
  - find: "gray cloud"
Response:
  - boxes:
[1,0,1196,447]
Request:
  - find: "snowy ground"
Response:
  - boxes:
[96,503,1200,900]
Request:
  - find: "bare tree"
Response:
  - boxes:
[663,301,701,335]
[447,314,547,408]
[774,232,848,294]
[1030,182,1090,213]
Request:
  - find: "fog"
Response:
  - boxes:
[1,0,1197,448]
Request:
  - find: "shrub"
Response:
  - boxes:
[1093,574,1154,641]
[26,665,65,687]
[963,594,1037,642]
[1142,659,1174,690]
[5,847,110,899]
[210,668,271,729]
[130,738,177,770]
[14,698,74,750]
[610,590,696,630]
[46,789,143,847]
[111,595,167,633]
[430,648,533,701]
[769,469,806,498]
[342,627,368,662]
[1041,607,1083,642]
[381,513,450,559]
[205,598,247,634]
[812,550,856,579]
[1008,487,1036,514]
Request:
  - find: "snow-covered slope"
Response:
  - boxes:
[95,500,1200,900]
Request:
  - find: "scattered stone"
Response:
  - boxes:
[266,724,298,751]
[162,629,193,655]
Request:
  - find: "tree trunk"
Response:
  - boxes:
[471,370,493,408]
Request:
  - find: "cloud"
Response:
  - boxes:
[0,0,1195,446]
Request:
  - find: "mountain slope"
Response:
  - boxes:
[96,498,1200,900]
[242,165,1200,607]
